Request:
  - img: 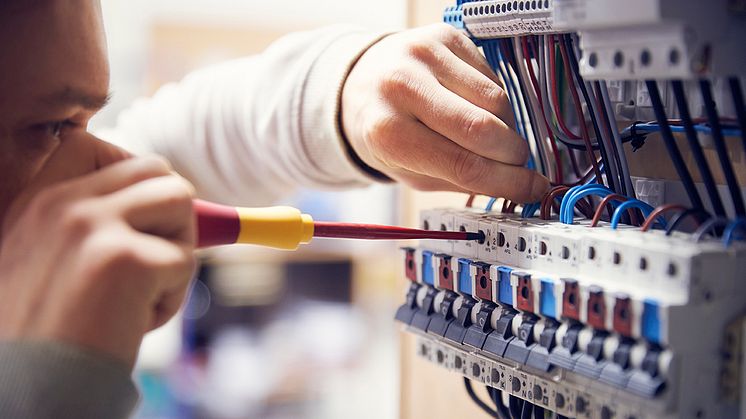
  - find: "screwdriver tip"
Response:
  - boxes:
[465,231,485,242]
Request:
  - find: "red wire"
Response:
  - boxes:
[313,222,479,241]
[549,35,581,140]
[522,36,563,184]
[558,37,601,184]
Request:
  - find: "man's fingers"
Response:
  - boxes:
[369,117,550,202]
[420,45,515,130]
[107,175,195,244]
[434,25,502,87]
[23,132,131,197]
[68,155,175,197]
[388,73,528,166]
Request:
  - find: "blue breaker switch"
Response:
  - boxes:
[642,299,661,344]
[498,266,514,306]
[457,258,473,295]
[540,278,557,319]
[422,251,435,286]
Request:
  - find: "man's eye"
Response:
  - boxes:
[35,121,73,138]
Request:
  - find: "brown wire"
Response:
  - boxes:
[465,194,476,208]
[541,186,569,219]
[640,204,689,232]
[590,194,631,227]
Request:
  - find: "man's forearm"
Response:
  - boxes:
[0,341,139,419]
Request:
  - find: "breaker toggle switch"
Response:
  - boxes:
[549,323,584,370]
[599,338,635,388]
[526,319,560,372]
[574,331,610,379]
[394,282,422,325]
[483,308,518,358]
[627,348,667,398]
[464,301,498,349]
[427,291,459,337]
[505,315,539,364]
[410,286,439,332]
[444,297,477,344]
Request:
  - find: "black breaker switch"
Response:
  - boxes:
[599,338,635,388]
[505,315,539,364]
[627,348,666,398]
[483,308,517,358]
[573,331,609,379]
[394,282,422,325]
[444,297,477,344]
[548,323,584,370]
[427,291,459,337]
[410,286,439,332]
[464,301,498,349]
[526,320,559,372]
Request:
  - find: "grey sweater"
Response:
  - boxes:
[0,342,138,418]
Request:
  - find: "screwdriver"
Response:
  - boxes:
[194,199,483,249]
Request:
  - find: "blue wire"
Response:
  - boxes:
[521,202,540,218]
[723,218,746,246]
[561,184,615,224]
[486,197,498,211]
[610,200,656,230]
[622,123,742,139]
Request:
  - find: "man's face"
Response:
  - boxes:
[0,0,109,223]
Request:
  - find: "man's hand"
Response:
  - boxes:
[342,24,549,202]
[0,133,196,368]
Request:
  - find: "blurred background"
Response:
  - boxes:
[94,1,409,418]
[94,1,480,418]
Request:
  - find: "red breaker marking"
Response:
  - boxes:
[437,255,454,291]
[613,294,633,337]
[516,273,534,313]
[473,263,492,301]
[587,286,606,330]
[562,278,581,321]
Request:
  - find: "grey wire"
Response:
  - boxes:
[599,80,635,197]
[514,37,553,179]
[584,79,621,192]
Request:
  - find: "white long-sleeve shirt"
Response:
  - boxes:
[102,25,387,206]
[0,25,388,419]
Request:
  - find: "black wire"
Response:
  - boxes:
[508,397,522,419]
[532,405,544,419]
[520,401,533,419]
[645,80,704,210]
[465,378,499,417]
[671,80,725,216]
[729,77,746,155]
[488,387,512,419]
[700,79,746,217]
[665,208,711,236]
[594,81,627,196]
[563,35,614,192]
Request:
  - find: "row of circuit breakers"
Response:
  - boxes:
[395,209,746,419]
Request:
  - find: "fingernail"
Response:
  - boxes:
[529,174,551,202]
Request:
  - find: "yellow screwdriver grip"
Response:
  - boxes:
[235,206,315,250]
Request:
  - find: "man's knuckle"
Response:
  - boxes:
[464,111,492,142]
[452,151,485,186]
[60,202,95,235]
[379,67,418,98]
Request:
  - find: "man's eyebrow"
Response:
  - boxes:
[42,87,112,111]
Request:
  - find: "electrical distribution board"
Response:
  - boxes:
[397,1,746,418]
